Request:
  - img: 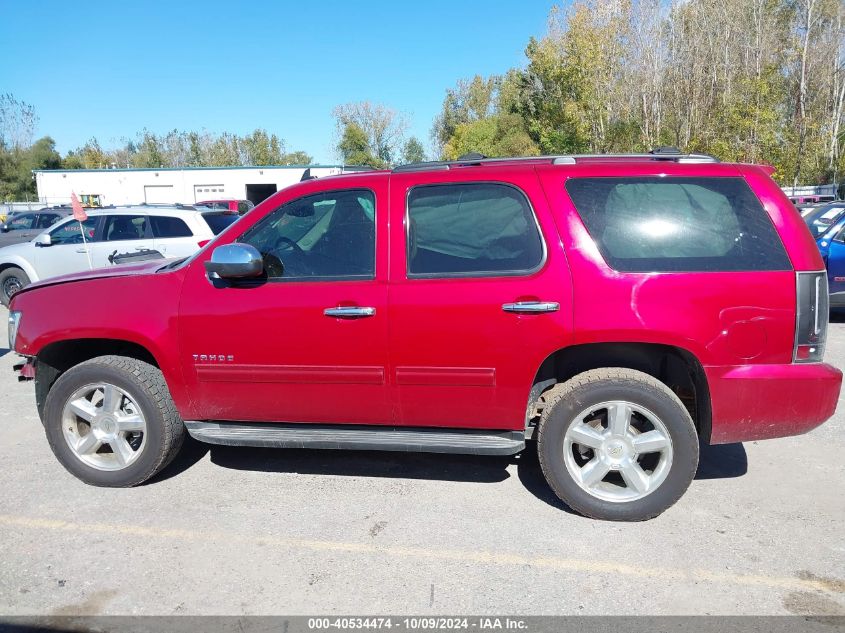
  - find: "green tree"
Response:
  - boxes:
[401,137,426,164]
[280,150,313,165]
[442,114,539,160]
[337,122,386,168]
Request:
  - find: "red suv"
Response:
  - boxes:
[9,150,841,521]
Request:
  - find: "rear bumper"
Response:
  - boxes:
[706,362,842,444]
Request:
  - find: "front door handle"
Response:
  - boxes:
[324,306,376,318]
[502,301,560,314]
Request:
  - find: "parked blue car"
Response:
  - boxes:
[804,202,845,236]
[816,215,845,307]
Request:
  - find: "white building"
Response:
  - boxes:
[33,164,349,208]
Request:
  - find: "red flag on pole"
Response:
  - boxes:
[71,192,88,222]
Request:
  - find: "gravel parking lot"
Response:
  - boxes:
[0,305,843,617]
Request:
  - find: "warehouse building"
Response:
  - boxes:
[32,164,349,208]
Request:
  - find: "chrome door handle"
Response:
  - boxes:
[324,306,376,318]
[75,248,88,253]
[502,301,560,314]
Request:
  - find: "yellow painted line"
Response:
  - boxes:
[0,514,838,595]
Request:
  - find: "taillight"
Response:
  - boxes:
[198,240,210,248]
[793,271,829,363]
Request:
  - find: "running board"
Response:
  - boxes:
[184,421,525,456]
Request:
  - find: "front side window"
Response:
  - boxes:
[49,217,100,245]
[239,189,375,280]
[7,214,35,230]
[565,177,791,272]
[406,183,544,277]
[103,215,149,241]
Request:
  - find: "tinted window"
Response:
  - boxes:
[239,189,375,280]
[103,215,148,241]
[49,217,100,244]
[7,214,35,230]
[151,215,193,238]
[202,213,239,235]
[36,213,61,228]
[407,183,544,277]
[565,177,791,272]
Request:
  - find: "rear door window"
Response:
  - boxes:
[565,177,791,272]
[103,215,149,241]
[406,183,544,277]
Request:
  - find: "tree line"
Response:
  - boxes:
[3,0,844,201]
[0,93,314,200]
[429,0,845,187]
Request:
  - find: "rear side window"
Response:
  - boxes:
[407,183,544,276]
[565,177,791,272]
[202,213,239,235]
[151,216,193,238]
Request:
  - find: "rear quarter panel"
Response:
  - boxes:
[537,162,796,367]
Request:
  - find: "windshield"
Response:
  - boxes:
[803,204,845,230]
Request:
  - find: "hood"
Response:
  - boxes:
[20,259,181,294]
[0,240,36,257]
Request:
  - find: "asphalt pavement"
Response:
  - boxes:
[0,306,843,616]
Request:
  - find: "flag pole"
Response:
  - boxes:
[79,219,93,270]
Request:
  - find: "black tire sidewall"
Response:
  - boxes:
[43,361,168,487]
[0,267,30,306]
[539,378,699,521]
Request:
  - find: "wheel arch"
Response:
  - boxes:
[527,342,712,442]
[0,258,38,282]
[34,338,162,422]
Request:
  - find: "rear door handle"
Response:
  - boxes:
[324,306,376,318]
[502,301,560,314]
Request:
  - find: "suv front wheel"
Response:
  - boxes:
[537,368,699,521]
[43,355,185,487]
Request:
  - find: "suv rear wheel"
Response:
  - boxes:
[537,368,699,521]
[43,355,185,487]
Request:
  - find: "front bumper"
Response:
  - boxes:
[706,362,842,444]
[13,356,35,381]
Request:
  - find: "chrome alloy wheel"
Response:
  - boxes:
[61,383,147,471]
[563,400,673,503]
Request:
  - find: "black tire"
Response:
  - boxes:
[0,267,30,306]
[537,368,699,521]
[43,355,185,487]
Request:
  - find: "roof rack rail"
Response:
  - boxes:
[394,149,718,173]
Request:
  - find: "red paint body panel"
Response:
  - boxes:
[386,166,573,429]
[195,364,385,384]
[706,363,842,443]
[9,159,841,445]
[11,267,194,415]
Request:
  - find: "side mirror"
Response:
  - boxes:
[34,234,52,248]
[204,243,264,279]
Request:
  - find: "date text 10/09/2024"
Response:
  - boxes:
[307,618,529,630]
